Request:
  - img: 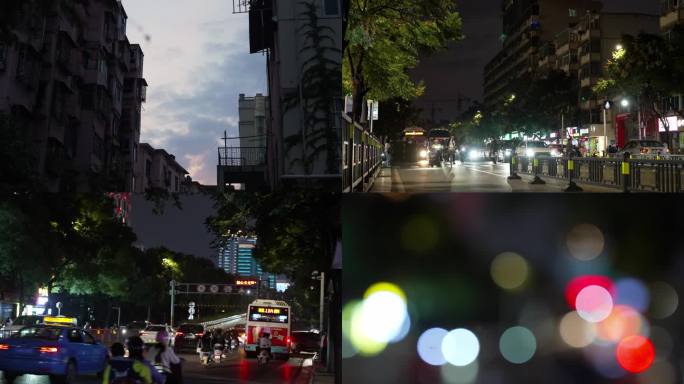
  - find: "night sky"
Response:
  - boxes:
[410,0,661,123]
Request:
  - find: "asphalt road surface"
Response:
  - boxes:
[371,161,618,193]
[0,352,315,384]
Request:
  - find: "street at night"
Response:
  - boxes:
[371,163,618,193]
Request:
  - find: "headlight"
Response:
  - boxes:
[468,150,479,160]
[432,144,443,150]
[526,149,535,158]
[461,146,466,152]
[122,329,127,334]
[419,150,428,158]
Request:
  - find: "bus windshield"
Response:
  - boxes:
[248,306,289,324]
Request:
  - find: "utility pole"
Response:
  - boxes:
[169,280,176,327]
[112,307,121,328]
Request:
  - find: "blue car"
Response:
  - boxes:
[0,325,108,383]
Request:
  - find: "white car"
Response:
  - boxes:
[618,140,669,157]
[139,324,175,346]
[516,141,552,158]
[0,315,46,337]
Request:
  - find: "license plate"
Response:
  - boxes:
[187,334,195,339]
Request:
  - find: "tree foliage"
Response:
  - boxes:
[344,0,463,122]
[594,28,684,146]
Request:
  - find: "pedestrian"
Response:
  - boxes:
[148,330,182,384]
[579,144,587,157]
[319,332,327,366]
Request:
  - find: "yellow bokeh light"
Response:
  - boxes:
[491,252,529,290]
[559,311,597,348]
[349,300,388,356]
[364,282,407,302]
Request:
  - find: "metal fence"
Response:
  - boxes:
[512,155,684,192]
[342,114,383,192]
[218,147,266,167]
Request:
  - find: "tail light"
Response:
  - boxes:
[38,346,59,353]
[640,148,648,154]
[197,332,204,337]
[286,337,291,345]
[175,332,183,337]
[0,344,9,350]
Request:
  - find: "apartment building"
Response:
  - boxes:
[661,0,684,35]
[217,237,277,289]
[133,143,188,194]
[238,93,269,149]
[224,0,343,191]
[0,0,146,192]
[483,0,602,109]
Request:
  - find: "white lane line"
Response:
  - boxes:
[458,164,510,178]
[391,167,406,192]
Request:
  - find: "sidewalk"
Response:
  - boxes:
[309,360,336,384]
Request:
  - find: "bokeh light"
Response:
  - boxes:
[565,275,614,309]
[585,343,628,379]
[359,290,408,343]
[616,335,655,373]
[649,282,679,319]
[349,301,387,356]
[400,215,439,254]
[576,285,613,323]
[441,360,479,384]
[342,300,360,358]
[637,360,676,384]
[442,328,480,366]
[649,326,673,361]
[418,328,448,366]
[559,311,597,348]
[499,326,537,364]
[490,252,529,290]
[595,305,646,343]
[566,223,604,261]
[364,282,407,301]
[614,278,650,313]
[390,313,411,343]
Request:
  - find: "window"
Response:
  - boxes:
[82,331,97,344]
[132,175,136,191]
[145,159,151,178]
[0,43,6,71]
[99,57,108,74]
[569,8,577,17]
[112,116,120,138]
[93,132,104,160]
[67,329,83,343]
[322,0,340,16]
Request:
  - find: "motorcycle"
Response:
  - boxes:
[213,343,224,364]
[257,348,271,367]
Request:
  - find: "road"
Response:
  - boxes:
[1,352,315,384]
[370,161,619,193]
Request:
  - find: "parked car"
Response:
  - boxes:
[139,324,175,346]
[1,315,46,338]
[516,141,552,158]
[290,331,320,355]
[120,320,148,339]
[0,325,108,383]
[173,323,205,351]
[618,140,669,157]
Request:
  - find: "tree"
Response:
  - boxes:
[594,28,684,148]
[344,1,463,123]
[372,97,422,141]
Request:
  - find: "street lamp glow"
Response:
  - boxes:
[621,99,629,108]
[615,44,623,51]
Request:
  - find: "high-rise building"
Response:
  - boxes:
[484,0,602,109]
[223,0,343,191]
[217,237,276,289]
[0,0,146,192]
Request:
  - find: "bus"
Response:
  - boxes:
[244,299,291,358]
[401,127,427,162]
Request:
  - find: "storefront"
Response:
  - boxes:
[658,115,684,153]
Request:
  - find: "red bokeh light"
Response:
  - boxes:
[616,335,655,373]
[565,275,614,309]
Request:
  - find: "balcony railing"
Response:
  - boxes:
[218,147,266,167]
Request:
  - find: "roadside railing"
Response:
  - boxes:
[342,114,383,192]
[218,147,266,167]
[511,155,684,192]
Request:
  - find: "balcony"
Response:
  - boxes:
[217,146,267,191]
[218,147,266,167]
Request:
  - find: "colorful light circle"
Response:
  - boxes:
[576,285,613,323]
[596,305,645,343]
[499,326,536,364]
[559,311,597,348]
[441,360,479,383]
[616,335,655,373]
[442,328,480,366]
[359,289,408,343]
[565,275,614,309]
[614,278,650,313]
[649,282,679,319]
[364,282,407,302]
[490,252,530,290]
[417,328,448,366]
[566,223,604,261]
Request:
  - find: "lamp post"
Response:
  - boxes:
[112,307,121,328]
[603,100,612,156]
[312,271,325,333]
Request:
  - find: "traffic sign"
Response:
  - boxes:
[210,285,219,293]
[196,285,206,293]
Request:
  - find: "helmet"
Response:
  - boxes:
[126,336,144,354]
[156,329,169,344]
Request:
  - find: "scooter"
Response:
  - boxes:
[213,343,224,364]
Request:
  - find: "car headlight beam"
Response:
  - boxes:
[526,149,535,158]
[419,150,428,158]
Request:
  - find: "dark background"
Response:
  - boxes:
[342,194,684,383]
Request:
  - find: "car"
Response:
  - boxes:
[0,325,108,383]
[173,323,205,351]
[140,324,175,346]
[618,140,669,157]
[495,141,516,163]
[460,146,488,162]
[290,331,320,354]
[120,320,148,338]
[1,315,46,338]
[516,141,552,158]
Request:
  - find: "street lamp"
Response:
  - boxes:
[621,99,629,108]
[311,271,325,334]
[615,44,623,51]
[603,101,612,157]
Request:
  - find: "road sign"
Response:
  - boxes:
[196,285,206,293]
[210,285,219,293]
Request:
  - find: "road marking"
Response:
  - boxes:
[459,164,510,178]
[391,167,406,192]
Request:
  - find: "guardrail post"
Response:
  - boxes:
[530,157,546,184]
[508,156,521,180]
[564,158,583,192]
[622,153,631,193]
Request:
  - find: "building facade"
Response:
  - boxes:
[222,0,343,191]
[0,0,146,192]
[238,93,269,149]
[484,0,602,109]
[217,237,276,289]
[661,0,684,35]
[133,143,188,194]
